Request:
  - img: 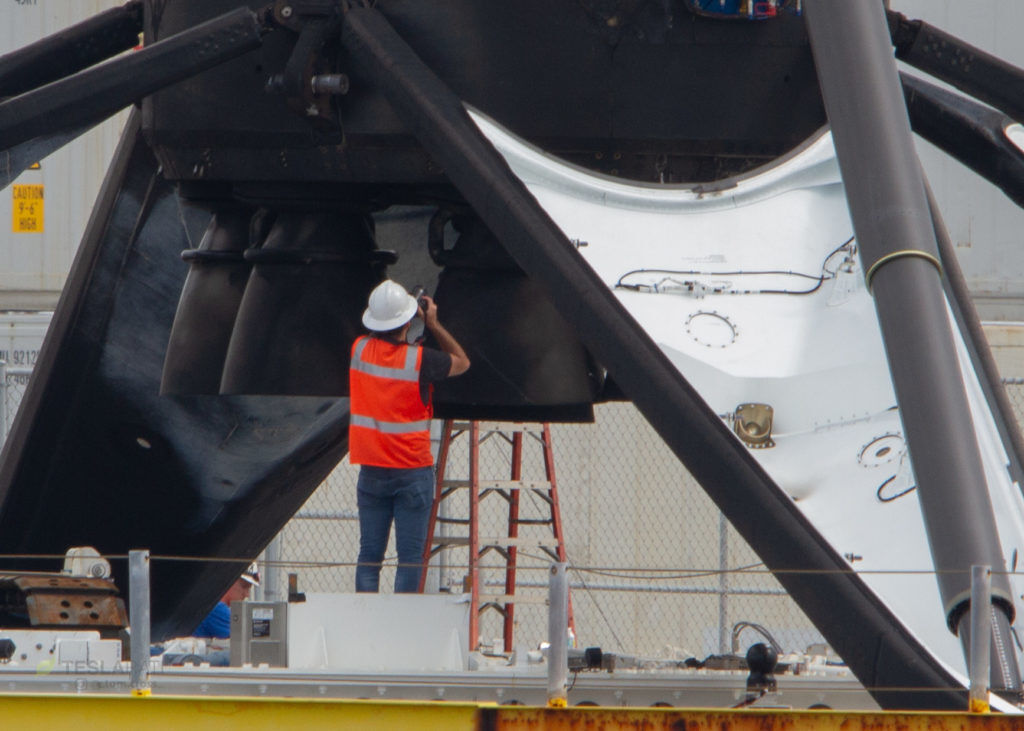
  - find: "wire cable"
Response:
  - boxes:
[614,236,855,297]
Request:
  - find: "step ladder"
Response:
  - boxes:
[419,420,575,652]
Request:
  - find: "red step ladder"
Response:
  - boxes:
[419,420,574,652]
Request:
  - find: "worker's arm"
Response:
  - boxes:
[420,296,470,377]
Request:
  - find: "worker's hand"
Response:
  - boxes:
[419,295,439,328]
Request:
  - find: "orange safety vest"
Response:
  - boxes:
[348,335,433,468]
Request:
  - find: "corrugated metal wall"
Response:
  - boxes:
[0,0,129,310]
[897,0,1024,320]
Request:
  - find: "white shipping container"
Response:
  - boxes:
[0,310,52,440]
[0,0,131,310]
[0,310,51,369]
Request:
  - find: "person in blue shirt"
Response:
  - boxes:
[192,563,260,639]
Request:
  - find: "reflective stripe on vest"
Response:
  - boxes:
[351,337,419,382]
[350,414,431,434]
[348,335,433,468]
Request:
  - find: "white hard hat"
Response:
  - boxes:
[362,280,418,331]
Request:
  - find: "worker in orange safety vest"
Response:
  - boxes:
[349,280,470,592]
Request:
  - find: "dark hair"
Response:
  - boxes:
[372,325,406,338]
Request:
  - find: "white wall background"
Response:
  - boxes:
[895,0,1024,318]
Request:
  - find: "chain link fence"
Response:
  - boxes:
[276,404,823,660]
[276,379,1024,660]
[5,346,1024,663]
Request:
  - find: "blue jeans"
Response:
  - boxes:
[355,465,434,593]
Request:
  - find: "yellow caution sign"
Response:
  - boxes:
[12,184,44,233]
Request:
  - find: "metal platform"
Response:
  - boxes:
[0,663,876,710]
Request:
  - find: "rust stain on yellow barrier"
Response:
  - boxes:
[0,694,1019,730]
[493,707,1022,731]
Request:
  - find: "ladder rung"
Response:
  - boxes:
[432,536,470,546]
[441,479,473,488]
[478,593,549,605]
[478,537,561,549]
[430,536,561,549]
[441,480,552,491]
[437,517,470,525]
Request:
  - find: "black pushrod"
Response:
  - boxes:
[804,0,1018,687]
[0,7,264,152]
[0,1,143,99]
[926,178,1024,511]
[888,9,1024,124]
[902,72,1024,211]
[927,182,1024,695]
[1,128,83,190]
[341,6,967,710]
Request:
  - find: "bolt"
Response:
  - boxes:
[310,74,350,95]
[281,6,292,18]
[265,74,286,94]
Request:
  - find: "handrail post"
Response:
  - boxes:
[547,561,568,707]
[262,536,281,602]
[129,549,151,696]
[969,564,991,712]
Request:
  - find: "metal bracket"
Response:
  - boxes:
[267,0,347,136]
[2,574,128,634]
[734,403,775,449]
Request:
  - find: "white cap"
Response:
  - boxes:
[362,280,418,331]
[240,561,260,587]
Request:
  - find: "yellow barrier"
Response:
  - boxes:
[0,695,483,731]
[494,707,1015,730]
[0,694,1018,730]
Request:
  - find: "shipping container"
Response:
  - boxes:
[898,0,1024,320]
[0,311,51,439]
[0,0,131,310]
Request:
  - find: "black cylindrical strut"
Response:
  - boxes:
[902,72,1024,211]
[804,0,1018,691]
[0,7,263,152]
[927,182,1024,698]
[888,8,1024,124]
[0,1,143,99]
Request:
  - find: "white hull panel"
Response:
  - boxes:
[471,110,1024,687]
